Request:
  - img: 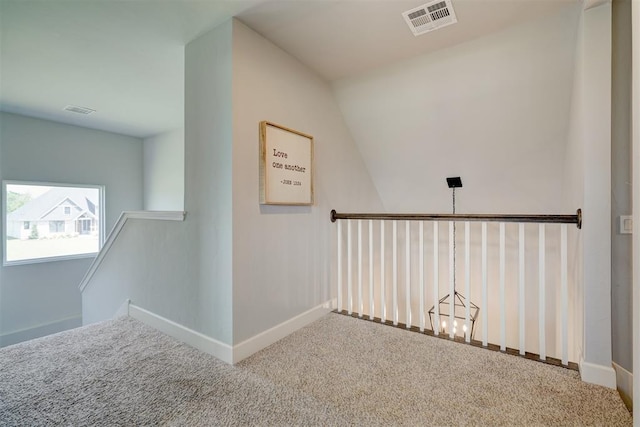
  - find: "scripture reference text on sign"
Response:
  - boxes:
[259,121,314,205]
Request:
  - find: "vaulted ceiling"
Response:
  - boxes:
[0,0,575,139]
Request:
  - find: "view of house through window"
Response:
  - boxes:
[4,182,103,264]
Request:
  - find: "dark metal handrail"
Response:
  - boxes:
[330,209,582,229]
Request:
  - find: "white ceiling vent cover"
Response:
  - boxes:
[402,0,457,36]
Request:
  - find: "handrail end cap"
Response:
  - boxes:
[577,209,582,229]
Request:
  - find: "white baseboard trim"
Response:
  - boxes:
[232,301,333,364]
[129,304,233,364]
[127,301,333,365]
[579,358,617,389]
[0,315,82,347]
[612,362,633,408]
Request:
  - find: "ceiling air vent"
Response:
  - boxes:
[402,0,457,36]
[63,105,96,115]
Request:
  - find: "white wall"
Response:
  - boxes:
[143,128,184,211]
[330,4,616,385]
[231,20,383,344]
[82,18,383,358]
[82,218,192,327]
[184,20,234,344]
[563,3,615,388]
[78,6,620,380]
[85,22,233,345]
[562,4,586,372]
[333,5,580,215]
[611,0,632,373]
[0,90,2,343]
[0,112,143,346]
[580,3,614,386]
[632,0,640,416]
[330,6,581,359]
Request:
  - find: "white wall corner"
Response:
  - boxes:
[579,358,617,389]
[612,362,633,410]
[126,302,333,366]
[129,304,233,364]
[584,0,611,11]
[114,299,131,318]
[232,301,333,364]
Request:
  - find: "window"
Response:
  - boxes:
[49,221,65,233]
[3,181,104,265]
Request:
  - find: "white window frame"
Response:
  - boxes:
[2,180,105,266]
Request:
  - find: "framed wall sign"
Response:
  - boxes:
[259,121,314,205]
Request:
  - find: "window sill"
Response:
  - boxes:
[3,252,98,267]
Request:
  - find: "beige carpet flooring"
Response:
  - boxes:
[0,312,632,426]
[241,313,632,425]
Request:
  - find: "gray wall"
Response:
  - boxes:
[632,0,640,409]
[0,112,143,345]
[332,6,583,357]
[580,2,613,372]
[611,0,632,372]
[84,18,383,352]
[331,3,616,376]
[231,20,383,344]
[562,4,585,366]
[333,5,581,214]
[143,128,184,211]
[89,21,234,343]
[82,218,192,328]
[184,20,235,343]
[563,3,613,377]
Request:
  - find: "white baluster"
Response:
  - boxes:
[369,220,374,320]
[406,221,411,328]
[420,221,425,332]
[519,223,525,356]
[482,222,488,347]
[381,221,386,323]
[539,223,546,361]
[433,222,440,335]
[337,220,342,312]
[393,220,398,326]
[449,221,454,339]
[500,222,506,351]
[561,224,568,365]
[348,220,353,315]
[358,220,363,318]
[465,221,470,343]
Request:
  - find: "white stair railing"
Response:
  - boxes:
[331,210,581,366]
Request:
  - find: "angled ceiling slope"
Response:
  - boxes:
[1,0,574,138]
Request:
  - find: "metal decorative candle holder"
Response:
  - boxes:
[428,291,479,339]
[428,176,480,340]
